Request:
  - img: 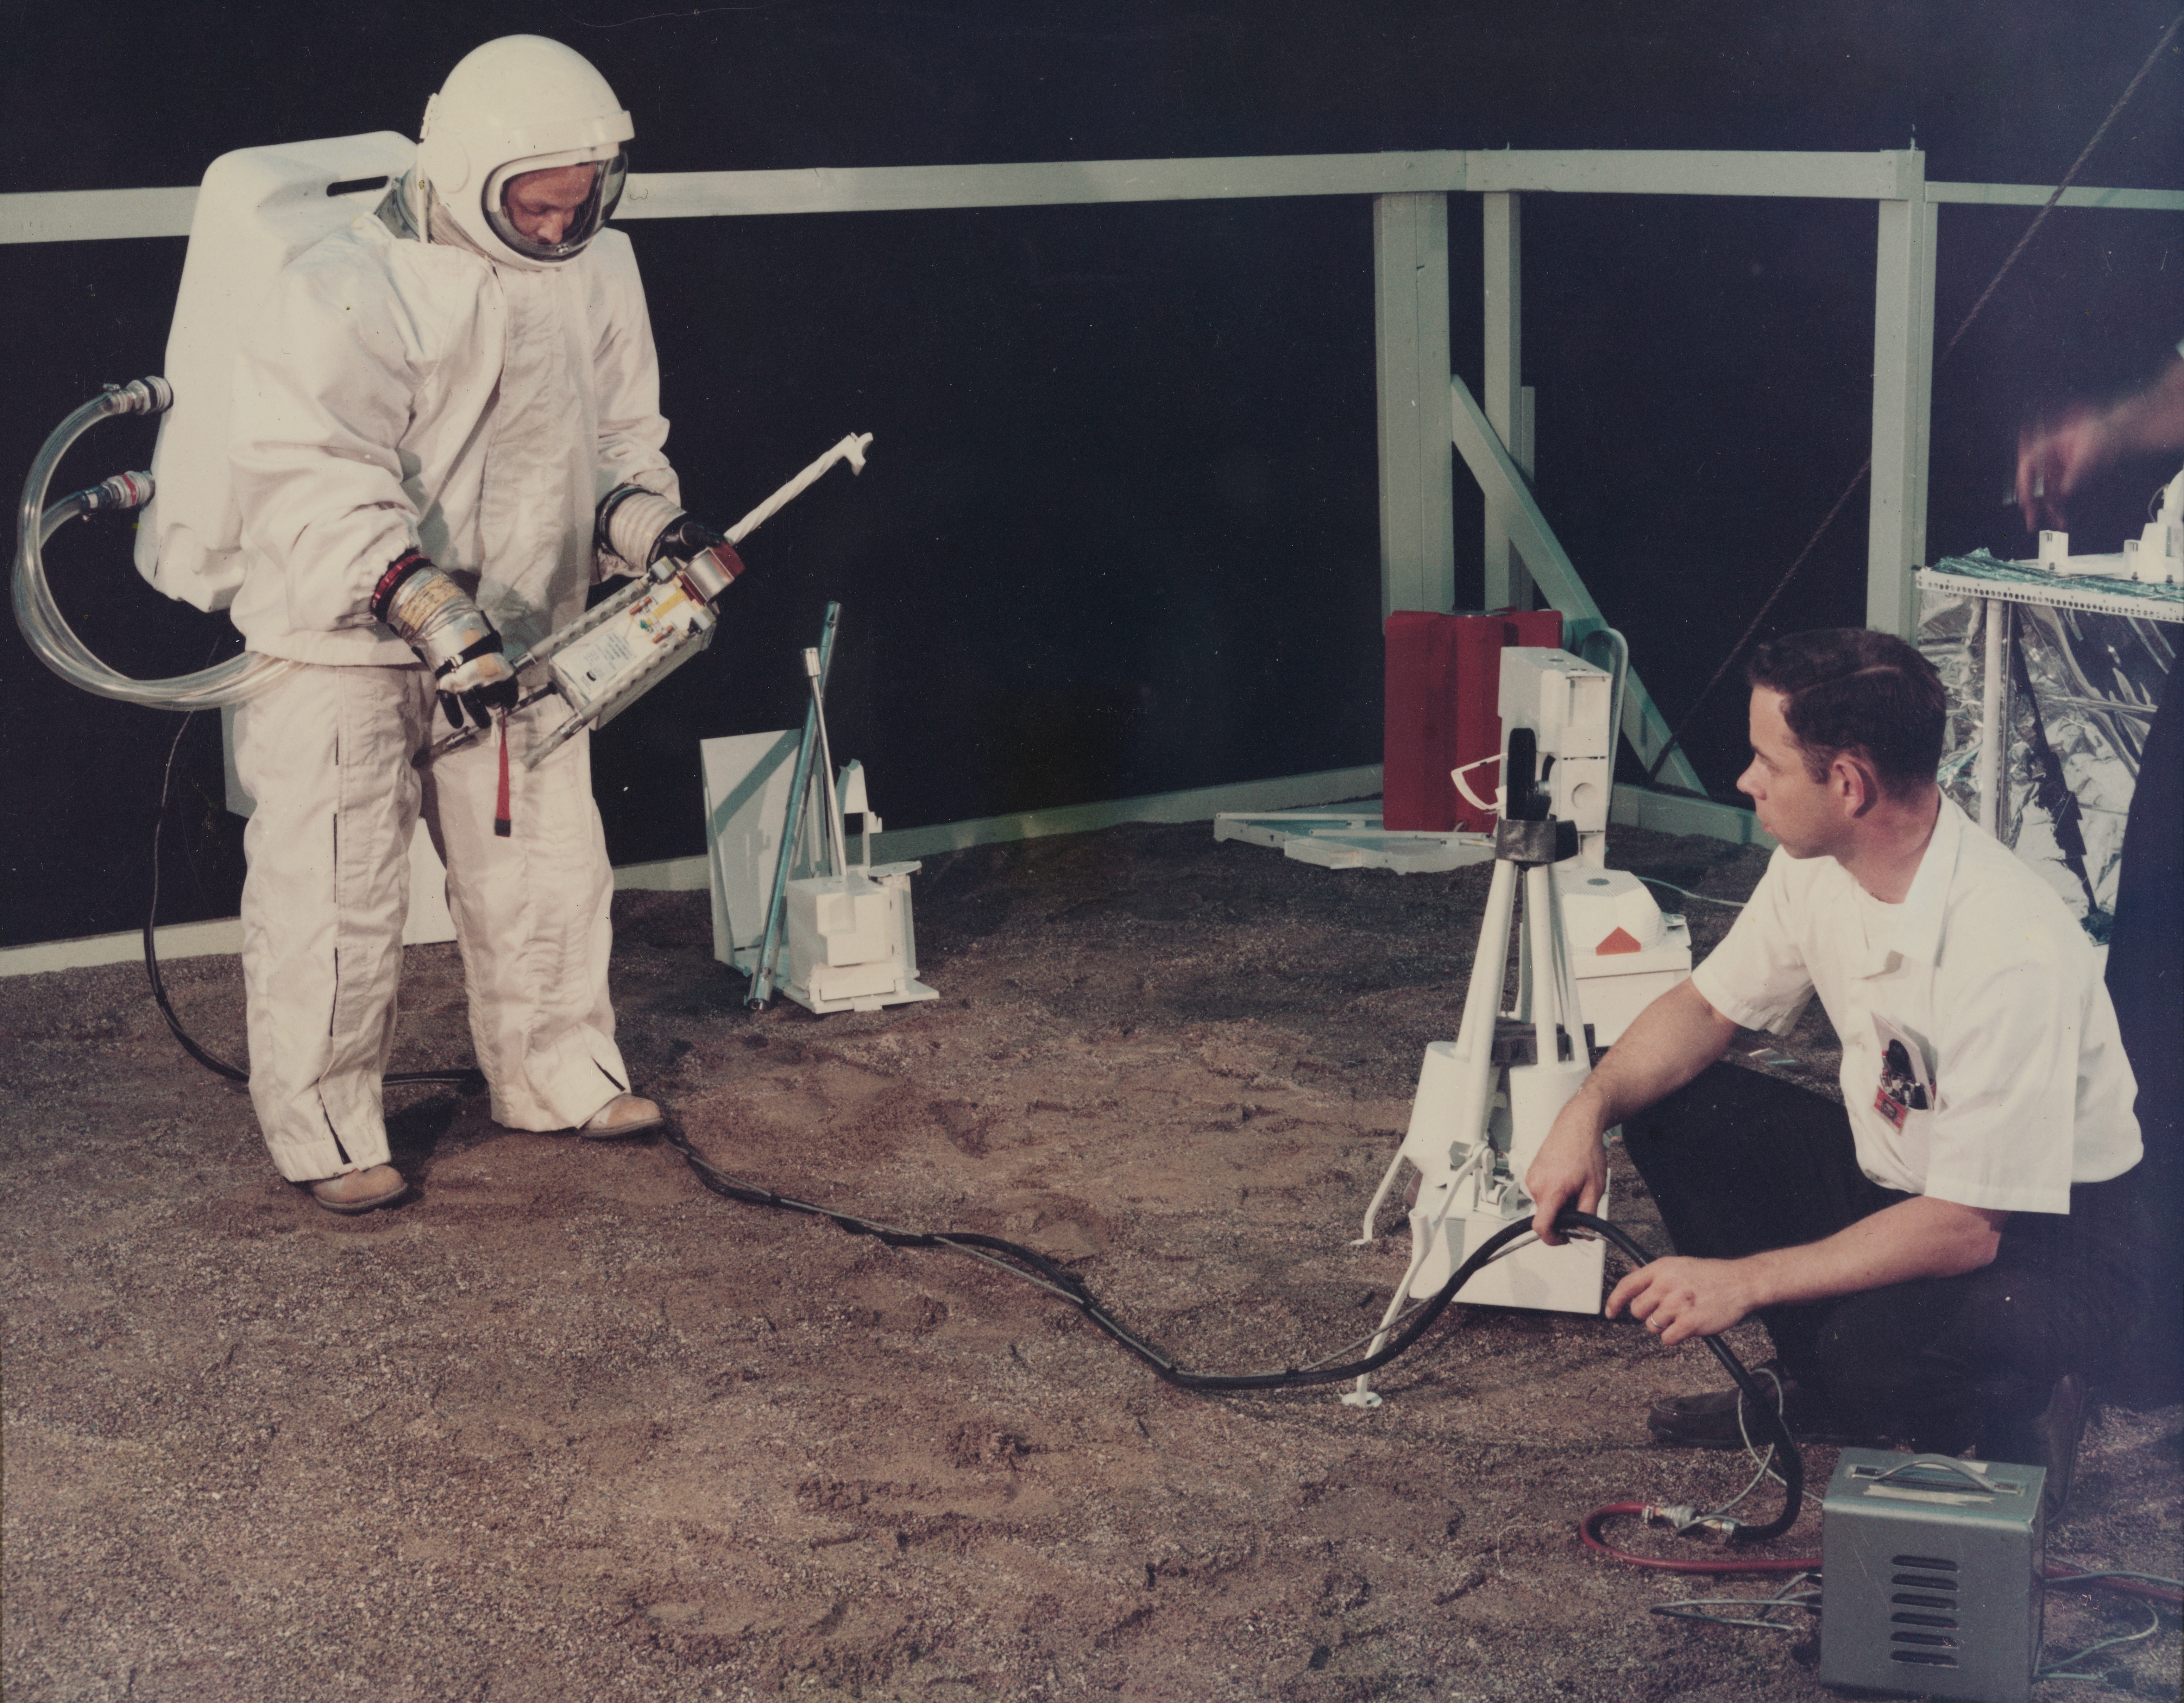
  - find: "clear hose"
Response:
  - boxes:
[12,378,297,710]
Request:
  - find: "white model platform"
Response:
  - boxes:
[1213,803,1494,874]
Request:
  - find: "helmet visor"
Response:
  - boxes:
[483,152,627,263]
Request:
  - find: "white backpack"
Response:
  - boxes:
[134,131,416,611]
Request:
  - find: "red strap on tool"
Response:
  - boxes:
[494,718,512,838]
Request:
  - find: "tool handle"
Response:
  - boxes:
[725,433,872,547]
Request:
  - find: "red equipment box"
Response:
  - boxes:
[1383,609,1563,832]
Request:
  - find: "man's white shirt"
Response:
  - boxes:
[1690,797,2140,1212]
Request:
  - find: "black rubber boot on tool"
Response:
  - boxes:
[1645,1361,1854,1450]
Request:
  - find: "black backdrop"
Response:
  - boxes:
[2,1,2179,947]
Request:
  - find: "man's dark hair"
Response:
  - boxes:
[1745,628,1945,797]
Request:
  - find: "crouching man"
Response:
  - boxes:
[1525,629,2148,1512]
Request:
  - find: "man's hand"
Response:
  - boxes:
[1607,1255,1761,1347]
[2016,406,2110,531]
[2017,355,2184,531]
[1526,1091,1610,1247]
[433,643,520,730]
[1524,978,1739,1247]
[650,512,728,561]
[1607,1197,2007,1349]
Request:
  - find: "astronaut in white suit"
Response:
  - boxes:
[228,36,726,1211]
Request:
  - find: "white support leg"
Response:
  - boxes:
[1375,192,1456,618]
[1867,153,1935,638]
[1484,191,1534,612]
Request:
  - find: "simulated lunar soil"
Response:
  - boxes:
[5,821,2177,1701]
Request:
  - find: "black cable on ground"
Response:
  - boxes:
[663,1122,1804,1536]
[144,715,250,1084]
[144,711,484,1095]
[1641,6,2184,790]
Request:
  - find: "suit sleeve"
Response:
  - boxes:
[228,253,432,633]
[586,230,679,578]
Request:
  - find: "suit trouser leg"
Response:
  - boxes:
[423,696,629,1132]
[236,664,433,1182]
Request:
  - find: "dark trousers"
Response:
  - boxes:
[2105,677,2182,1404]
[1623,1062,2152,1457]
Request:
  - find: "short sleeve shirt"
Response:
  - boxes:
[1689,799,2141,1212]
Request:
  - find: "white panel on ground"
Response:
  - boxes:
[699,729,802,972]
[1213,805,1493,874]
[401,822,455,947]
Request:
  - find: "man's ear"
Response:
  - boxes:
[1832,750,1884,819]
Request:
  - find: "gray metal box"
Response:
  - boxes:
[1820,1449,2045,1703]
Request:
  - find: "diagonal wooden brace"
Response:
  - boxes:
[1448,373,1706,795]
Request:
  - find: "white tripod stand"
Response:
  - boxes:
[1344,727,1609,1408]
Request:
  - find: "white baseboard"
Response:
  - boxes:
[1,764,1385,976]
[1,770,1768,978]
[0,916,245,979]
[1609,783,1774,849]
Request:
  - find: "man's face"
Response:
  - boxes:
[503,163,598,246]
[1737,686,1842,858]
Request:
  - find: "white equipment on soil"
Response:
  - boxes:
[776,645,938,1016]
[1344,730,1605,1409]
[1473,646,1615,866]
[1495,645,1692,1044]
[1556,864,1692,1047]
[1343,645,1694,1405]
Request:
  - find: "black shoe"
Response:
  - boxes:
[2024,1371,2091,1525]
[1646,1362,1848,1450]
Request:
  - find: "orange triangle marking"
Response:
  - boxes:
[1595,926,1642,955]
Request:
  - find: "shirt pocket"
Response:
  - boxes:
[1889,1107,1935,1191]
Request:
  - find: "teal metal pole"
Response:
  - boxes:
[746,601,840,1008]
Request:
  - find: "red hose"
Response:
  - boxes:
[1580,1503,2184,1606]
[2046,1565,2184,1608]
[1580,1502,1817,1575]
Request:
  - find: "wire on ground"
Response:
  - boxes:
[1634,876,1744,910]
[665,1119,1808,1538]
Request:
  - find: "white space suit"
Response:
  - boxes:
[227,38,684,1185]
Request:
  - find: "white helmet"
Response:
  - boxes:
[415,35,632,269]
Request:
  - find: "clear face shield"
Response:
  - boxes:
[480,150,628,264]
